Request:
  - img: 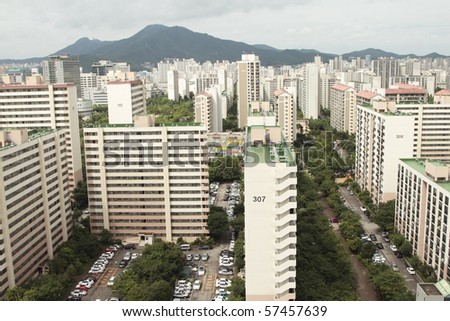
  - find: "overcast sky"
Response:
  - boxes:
[1,0,449,59]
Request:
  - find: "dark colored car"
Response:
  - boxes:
[199,245,212,250]
[123,243,136,250]
[395,251,404,258]
[370,234,377,242]
[119,259,128,268]
[376,243,384,249]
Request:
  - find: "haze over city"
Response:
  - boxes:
[1,0,449,59]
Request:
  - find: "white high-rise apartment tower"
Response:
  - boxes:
[238,54,260,128]
[0,83,83,191]
[300,63,319,119]
[245,125,297,301]
[84,115,209,242]
[0,129,72,297]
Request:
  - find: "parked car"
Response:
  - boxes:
[198,266,206,276]
[193,280,202,290]
[406,267,416,275]
[199,245,212,250]
[107,276,116,286]
[370,234,377,241]
[119,260,128,268]
[390,245,398,252]
[395,251,404,258]
[201,253,209,261]
[185,254,193,261]
[391,263,399,272]
[193,254,201,261]
[123,243,136,250]
[376,243,384,249]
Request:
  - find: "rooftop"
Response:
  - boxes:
[332,83,353,91]
[419,284,442,296]
[400,159,450,192]
[436,89,450,96]
[0,128,55,152]
[245,126,296,166]
[357,91,381,100]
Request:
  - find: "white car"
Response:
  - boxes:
[390,245,398,252]
[131,253,139,260]
[406,267,416,275]
[216,278,232,288]
[107,276,116,286]
[193,280,202,290]
[198,266,206,276]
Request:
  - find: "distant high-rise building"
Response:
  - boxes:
[42,54,81,97]
[244,125,297,301]
[107,80,146,125]
[167,70,179,101]
[372,58,400,89]
[238,54,260,128]
[300,63,319,119]
[0,129,72,297]
[84,116,209,242]
[274,89,296,144]
[194,87,223,133]
[330,83,357,133]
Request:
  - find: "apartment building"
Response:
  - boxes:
[194,89,223,133]
[274,89,296,144]
[84,115,209,242]
[167,70,179,101]
[42,54,81,97]
[355,102,415,203]
[299,63,319,119]
[356,91,384,107]
[107,80,146,125]
[372,58,400,88]
[329,83,357,133]
[0,129,72,297]
[396,159,450,281]
[356,99,450,203]
[237,54,260,128]
[435,90,450,104]
[244,125,297,301]
[0,83,83,191]
[384,84,427,104]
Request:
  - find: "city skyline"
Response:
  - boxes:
[1,0,450,59]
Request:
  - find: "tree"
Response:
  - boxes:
[72,180,88,210]
[399,241,413,257]
[228,276,245,300]
[360,242,376,260]
[373,200,395,232]
[209,156,242,182]
[207,207,229,241]
[98,229,113,246]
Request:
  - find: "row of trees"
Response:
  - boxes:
[209,156,243,182]
[146,96,194,124]
[296,171,359,300]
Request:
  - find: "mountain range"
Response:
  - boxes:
[1,24,448,70]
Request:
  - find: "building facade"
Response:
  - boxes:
[0,83,83,191]
[0,129,72,297]
[244,125,297,301]
[237,54,260,128]
[330,83,356,133]
[42,54,81,97]
[274,89,296,144]
[107,80,146,125]
[396,159,450,281]
[355,102,415,203]
[299,63,319,119]
[84,116,209,242]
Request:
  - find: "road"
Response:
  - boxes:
[189,243,228,301]
[339,186,419,294]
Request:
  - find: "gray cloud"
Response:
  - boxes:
[1,0,449,59]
